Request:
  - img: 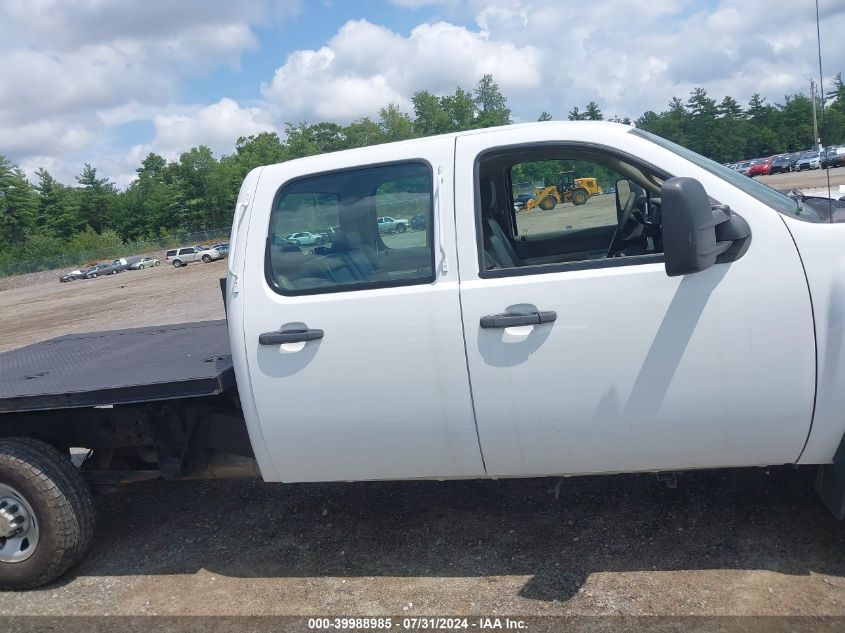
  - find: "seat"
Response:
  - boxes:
[480,177,521,269]
[330,231,381,281]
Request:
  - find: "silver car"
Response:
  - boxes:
[164,245,224,267]
[377,216,408,233]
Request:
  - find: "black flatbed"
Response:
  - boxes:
[0,320,234,414]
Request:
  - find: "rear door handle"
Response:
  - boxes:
[259,328,324,345]
[479,311,556,329]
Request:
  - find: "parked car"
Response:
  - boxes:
[796,151,821,171]
[377,216,408,233]
[165,246,224,267]
[130,256,160,270]
[748,157,774,177]
[821,147,845,169]
[210,243,230,256]
[513,193,535,210]
[284,232,325,246]
[410,213,427,230]
[769,154,798,174]
[59,268,89,282]
[85,262,121,278]
[736,161,753,176]
[110,256,142,272]
[165,247,199,267]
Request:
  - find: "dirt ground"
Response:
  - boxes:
[0,259,227,354]
[0,170,843,618]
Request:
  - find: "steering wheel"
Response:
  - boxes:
[606,190,639,258]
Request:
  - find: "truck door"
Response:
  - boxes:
[237,137,485,482]
[454,128,816,477]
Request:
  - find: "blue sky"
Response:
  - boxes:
[0,0,843,186]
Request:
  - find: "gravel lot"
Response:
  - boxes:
[0,170,843,618]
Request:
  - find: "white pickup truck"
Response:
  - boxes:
[1,121,843,590]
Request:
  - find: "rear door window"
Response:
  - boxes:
[267,162,434,295]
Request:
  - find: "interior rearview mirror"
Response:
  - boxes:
[661,177,751,277]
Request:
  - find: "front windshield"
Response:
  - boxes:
[630,128,823,223]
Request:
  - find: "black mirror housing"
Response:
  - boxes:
[662,176,752,277]
[662,177,718,276]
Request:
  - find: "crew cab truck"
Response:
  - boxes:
[1,121,844,590]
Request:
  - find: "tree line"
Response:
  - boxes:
[1,72,844,269]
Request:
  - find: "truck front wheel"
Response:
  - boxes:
[0,438,95,590]
[571,188,589,206]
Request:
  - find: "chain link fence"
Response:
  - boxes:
[513,180,546,195]
[0,228,231,278]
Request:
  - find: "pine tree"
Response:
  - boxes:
[0,156,37,248]
[473,74,511,127]
[584,102,604,121]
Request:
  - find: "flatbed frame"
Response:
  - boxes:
[0,320,234,414]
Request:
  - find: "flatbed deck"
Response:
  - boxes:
[0,320,234,413]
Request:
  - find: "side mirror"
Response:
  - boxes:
[662,177,750,277]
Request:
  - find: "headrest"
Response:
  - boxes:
[331,232,363,252]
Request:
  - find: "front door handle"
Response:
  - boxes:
[479,311,556,329]
[259,328,324,345]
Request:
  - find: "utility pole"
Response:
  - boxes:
[810,78,821,151]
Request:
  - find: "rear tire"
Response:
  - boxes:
[154,261,160,266]
[173,260,182,268]
[0,438,95,590]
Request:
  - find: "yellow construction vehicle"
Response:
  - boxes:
[524,171,602,211]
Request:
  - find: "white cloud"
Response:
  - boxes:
[466,0,845,121]
[0,118,94,156]
[0,0,299,184]
[262,19,543,121]
[389,0,455,7]
[136,98,278,162]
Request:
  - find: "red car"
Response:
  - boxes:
[748,157,774,177]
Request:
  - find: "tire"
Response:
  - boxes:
[0,438,95,590]
[111,270,117,275]
[540,196,556,211]
[201,254,212,263]
[172,260,182,268]
[154,261,160,266]
[571,189,589,206]
[90,273,97,278]
[137,264,144,270]
[396,224,407,233]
